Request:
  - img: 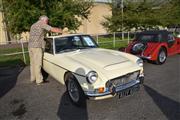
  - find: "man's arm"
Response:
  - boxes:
[42,24,62,33]
[50,27,62,33]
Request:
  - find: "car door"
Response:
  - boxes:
[174,37,180,54]
[43,38,68,84]
[43,38,55,75]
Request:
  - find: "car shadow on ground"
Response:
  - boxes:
[0,64,25,98]
[57,91,88,120]
[144,85,180,120]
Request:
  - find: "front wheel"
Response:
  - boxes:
[65,74,86,106]
[156,48,167,65]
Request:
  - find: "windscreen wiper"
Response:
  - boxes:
[58,48,79,53]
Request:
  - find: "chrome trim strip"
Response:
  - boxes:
[85,91,111,97]
[138,55,151,60]
[104,60,129,68]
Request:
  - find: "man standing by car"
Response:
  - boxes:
[28,15,62,85]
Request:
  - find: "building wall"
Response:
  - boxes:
[0,11,32,43]
[77,2,112,34]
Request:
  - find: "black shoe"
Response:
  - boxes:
[43,80,49,83]
[36,81,48,85]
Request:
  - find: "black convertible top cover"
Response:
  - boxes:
[136,30,172,42]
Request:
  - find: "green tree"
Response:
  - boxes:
[102,0,180,32]
[1,0,93,34]
[159,0,180,26]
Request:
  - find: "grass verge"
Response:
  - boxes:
[0,47,29,67]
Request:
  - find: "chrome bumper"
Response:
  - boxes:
[141,56,151,60]
[137,55,151,60]
[85,79,142,98]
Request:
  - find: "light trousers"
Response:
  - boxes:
[29,48,43,84]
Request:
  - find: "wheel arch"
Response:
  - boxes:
[64,71,80,85]
[64,71,87,105]
[155,45,167,65]
[160,46,167,53]
[64,71,72,84]
[154,45,167,60]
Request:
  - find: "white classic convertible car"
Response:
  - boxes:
[43,34,144,105]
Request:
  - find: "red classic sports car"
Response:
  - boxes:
[125,30,180,64]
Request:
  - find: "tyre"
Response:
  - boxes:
[155,48,167,65]
[131,42,146,54]
[65,74,86,106]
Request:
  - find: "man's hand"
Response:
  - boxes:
[62,27,69,35]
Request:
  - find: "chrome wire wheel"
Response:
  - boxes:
[65,73,86,106]
[159,50,166,63]
[67,78,80,103]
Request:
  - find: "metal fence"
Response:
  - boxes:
[0,32,135,65]
[92,32,135,48]
[0,40,29,65]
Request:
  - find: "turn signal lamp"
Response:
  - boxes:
[98,87,104,93]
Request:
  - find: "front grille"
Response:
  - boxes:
[106,71,140,88]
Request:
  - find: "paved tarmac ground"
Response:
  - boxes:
[0,55,179,120]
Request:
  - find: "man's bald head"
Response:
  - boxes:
[39,15,49,24]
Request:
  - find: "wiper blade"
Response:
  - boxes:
[57,46,96,53]
[77,46,95,49]
[58,48,79,53]
[76,47,88,49]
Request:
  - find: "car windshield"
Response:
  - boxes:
[136,34,161,42]
[55,35,98,53]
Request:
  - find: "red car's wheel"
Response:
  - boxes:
[156,48,167,65]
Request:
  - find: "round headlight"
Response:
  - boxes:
[136,58,143,67]
[86,71,98,84]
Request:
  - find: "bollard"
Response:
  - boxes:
[20,39,26,64]
[113,32,116,48]
[96,34,99,44]
[128,32,130,44]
